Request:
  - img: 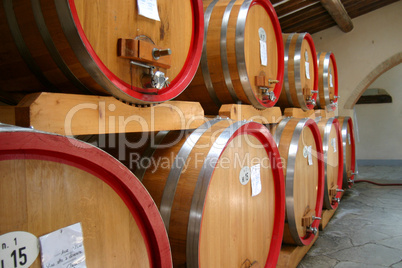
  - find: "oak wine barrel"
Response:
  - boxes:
[271,117,324,246]
[176,0,284,114]
[0,124,172,267]
[315,117,344,210]
[0,0,203,105]
[336,116,357,189]
[317,52,339,111]
[277,33,318,111]
[132,119,286,267]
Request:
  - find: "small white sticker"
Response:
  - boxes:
[0,231,39,268]
[307,146,313,165]
[39,223,87,268]
[330,73,333,88]
[239,166,251,185]
[331,138,337,153]
[348,133,351,145]
[251,164,262,197]
[260,40,268,66]
[137,0,160,21]
[258,28,267,67]
[305,62,310,79]
[304,146,313,165]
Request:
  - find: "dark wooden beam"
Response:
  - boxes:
[319,0,354,32]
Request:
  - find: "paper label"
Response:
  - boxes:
[260,40,267,66]
[137,0,160,21]
[39,223,86,268]
[0,231,39,268]
[251,164,262,197]
[239,166,251,185]
[348,133,351,145]
[304,145,313,165]
[307,146,313,165]
[330,73,333,87]
[305,62,310,79]
[331,138,337,153]
[258,28,267,66]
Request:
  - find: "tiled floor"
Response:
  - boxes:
[298,165,402,268]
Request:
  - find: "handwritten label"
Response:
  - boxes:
[260,40,267,66]
[348,133,351,145]
[137,0,160,21]
[329,67,334,87]
[239,166,251,185]
[305,62,310,79]
[307,146,313,165]
[331,138,337,153]
[0,231,39,268]
[258,28,267,66]
[251,164,262,197]
[39,223,86,268]
[304,145,313,165]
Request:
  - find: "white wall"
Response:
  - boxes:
[354,64,402,160]
[311,1,402,115]
[310,1,402,162]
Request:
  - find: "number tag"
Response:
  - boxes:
[0,231,39,268]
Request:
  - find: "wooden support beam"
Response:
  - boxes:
[219,104,282,124]
[0,106,16,125]
[13,93,205,135]
[320,0,354,32]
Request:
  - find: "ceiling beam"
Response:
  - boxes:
[319,0,354,32]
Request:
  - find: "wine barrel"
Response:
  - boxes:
[317,52,339,110]
[133,119,285,267]
[0,0,203,105]
[277,33,318,111]
[176,0,284,114]
[315,117,344,210]
[336,116,357,189]
[0,124,172,267]
[271,117,324,246]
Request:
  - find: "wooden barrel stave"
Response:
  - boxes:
[176,0,284,114]
[277,33,318,111]
[336,116,357,189]
[317,52,339,110]
[315,117,344,210]
[0,124,172,267]
[272,117,324,246]
[131,119,285,267]
[0,0,203,105]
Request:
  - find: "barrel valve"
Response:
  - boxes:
[337,189,345,193]
[332,197,341,204]
[268,79,280,85]
[306,98,316,106]
[312,216,321,221]
[260,87,276,101]
[152,48,172,60]
[311,90,319,94]
[307,226,318,235]
[130,61,170,90]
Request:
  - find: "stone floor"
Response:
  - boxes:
[298,165,402,268]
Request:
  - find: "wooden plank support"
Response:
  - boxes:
[0,106,16,125]
[319,0,354,33]
[13,92,205,135]
[219,104,282,124]
[284,108,315,119]
[315,109,335,119]
[277,233,319,268]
